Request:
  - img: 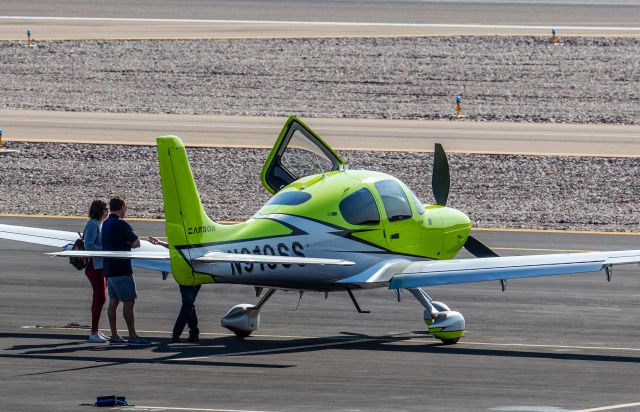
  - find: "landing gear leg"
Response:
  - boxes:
[407,288,465,344]
[221,288,276,338]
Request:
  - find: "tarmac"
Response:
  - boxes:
[1,215,639,411]
[3,110,640,156]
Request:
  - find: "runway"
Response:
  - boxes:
[1,215,639,411]
[1,0,640,39]
[3,110,640,156]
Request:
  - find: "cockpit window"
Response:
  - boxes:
[410,190,426,215]
[339,188,380,226]
[374,180,413,222]
[266,191,312,206]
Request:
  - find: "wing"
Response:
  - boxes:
[49,250,170,260]
[0,224,171,272]
[388,250,640,289]
[0,224,78,247]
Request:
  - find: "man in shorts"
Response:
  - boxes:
[101,197,151,346]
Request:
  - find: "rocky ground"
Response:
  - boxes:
[1,141,639,232]
[1,36,639,230]
[0,36,639,123]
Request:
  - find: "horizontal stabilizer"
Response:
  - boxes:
[389,250,640,289]
[195,251,355,266]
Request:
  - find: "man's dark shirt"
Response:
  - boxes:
[101,214,138,277]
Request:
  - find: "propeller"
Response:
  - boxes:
[463,235,499,258]
[431,142,505,290]
[432,143,450,206]
[464,235,507,291]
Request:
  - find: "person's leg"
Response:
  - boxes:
[123,299,136,338]
[187,285,201,340]
[85,261,106,333]
[172,285,195,340]
[108,298,120,337]
[106,277,120,337]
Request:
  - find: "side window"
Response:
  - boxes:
[339,188,380,226]
[267,191,312,206]
[375,180,413,222]
[410,190,426,215]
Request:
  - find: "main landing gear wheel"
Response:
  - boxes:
[220,289,276,338]
[231,329,252,339]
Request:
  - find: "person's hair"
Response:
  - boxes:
[109,196,126,212]
[88,199,107,220]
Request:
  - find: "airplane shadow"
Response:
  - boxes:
[1,329,638,377]
[0,331,292,375]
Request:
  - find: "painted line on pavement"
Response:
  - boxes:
[576,402,640,412]
[1,16,639,32]
[495,247,593,253]
[117,407,277,412]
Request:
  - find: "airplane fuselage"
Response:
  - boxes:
[181,169,471,290]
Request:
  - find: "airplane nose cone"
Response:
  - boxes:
[438,207,471,259]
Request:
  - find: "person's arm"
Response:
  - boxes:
[148,236,169,248]
[83,220,101,251]
[123,221,140,249]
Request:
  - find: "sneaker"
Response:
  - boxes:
[89,332,108,343]
[97,331,110,341]
[187,334,199,343]
[127,337,153,346]
[170,335,182,343]
[109,335,128,345]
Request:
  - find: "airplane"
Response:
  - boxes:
[1,115,639,344]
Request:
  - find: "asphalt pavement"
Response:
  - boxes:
[1,215,639,411]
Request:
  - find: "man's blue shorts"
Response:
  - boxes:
[106,275,137,302]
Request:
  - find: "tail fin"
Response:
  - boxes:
[157,136,216,285]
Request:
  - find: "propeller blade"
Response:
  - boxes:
[464,235,499,258]
[465,235,507,291]
[432,143,450,206]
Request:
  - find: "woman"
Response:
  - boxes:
[84,199,109,343]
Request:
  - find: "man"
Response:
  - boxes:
[148,236,200,343]
[101,197,151,346]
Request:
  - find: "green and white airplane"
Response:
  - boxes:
[1,115,640,344]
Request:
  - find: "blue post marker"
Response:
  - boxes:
[27,28,33,46]
[0,128,3,148]
[551,27,557,45]
[455,96,462,117]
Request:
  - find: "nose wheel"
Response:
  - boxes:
[408,288,465,344]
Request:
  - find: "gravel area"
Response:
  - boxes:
[1,141,639,232]
[1,36,639,123]
[1,36,639,231]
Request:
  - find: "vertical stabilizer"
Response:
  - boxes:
[157,136,216,285]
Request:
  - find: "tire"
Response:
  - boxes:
[232,329,252,338]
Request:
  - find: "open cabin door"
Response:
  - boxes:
[261,116,344,194]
